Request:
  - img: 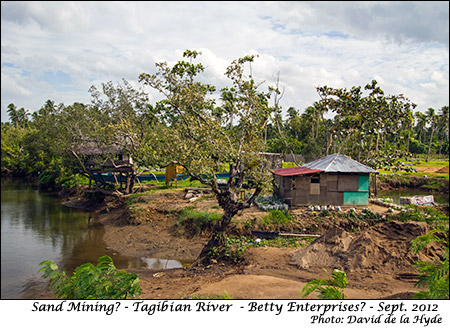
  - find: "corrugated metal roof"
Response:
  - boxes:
[272,153,378,176]
[304,153,378,173]
[272,166,322,177]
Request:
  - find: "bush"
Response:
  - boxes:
[300,269,348,299]
[390,205,448,227]
[38,255,141,299]
[410,229,449,299]
[261,209,293,225]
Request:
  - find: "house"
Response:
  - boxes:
[272,153,378,207]
[72,141,134,174]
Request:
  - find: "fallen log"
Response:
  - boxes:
[252,231,321,239]
[278,232,321,238]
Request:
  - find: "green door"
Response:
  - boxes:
[358,174,369,191]
[343,192,369,205]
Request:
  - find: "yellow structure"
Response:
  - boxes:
[165,164,185,185]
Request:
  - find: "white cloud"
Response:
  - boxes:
[1,1,448,122]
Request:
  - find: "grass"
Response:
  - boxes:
[251,236,315,248]
[261,209,293,225]
[378,170,448,179]
[183,291,231,299]
[174,206,222,236]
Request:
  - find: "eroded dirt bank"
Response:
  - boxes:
[63,185,446,300]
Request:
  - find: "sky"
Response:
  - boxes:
[1,1,449,123]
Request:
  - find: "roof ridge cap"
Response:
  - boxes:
[324,153,339,171]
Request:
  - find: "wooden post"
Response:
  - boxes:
[374,174,377,197]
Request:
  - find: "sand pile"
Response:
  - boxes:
[291,221,442,278]
[436,165,449,173]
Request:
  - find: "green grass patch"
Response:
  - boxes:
[184,291,232,299]
[251,236,315,248]
[378,170,448,180]
[388,205,449,228]
[261,209,293,225]
[174,206,222,237]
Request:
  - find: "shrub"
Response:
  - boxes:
[38,255,141,299]
[300,269,348,299]
[261,209,293,225]
[208,235,248,263]
[410,229,449,299]
[390,205,448,226]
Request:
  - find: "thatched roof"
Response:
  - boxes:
[72,141,126,156]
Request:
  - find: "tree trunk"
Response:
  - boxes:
[125,173,135,194]
[193,190,244,266]
[426,124,435,162]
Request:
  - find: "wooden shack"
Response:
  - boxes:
[72,141,135,174]
[272,153,378,207]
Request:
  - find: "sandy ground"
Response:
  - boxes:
[91,188,442,300]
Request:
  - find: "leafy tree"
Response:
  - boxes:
[315,80,416,168]
[1,123,30,175]
[139,50,278,265]
[88,79,160,194]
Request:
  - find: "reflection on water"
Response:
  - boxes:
[1,178,185,299]
[141,258,184,270]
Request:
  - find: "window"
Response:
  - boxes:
[310,174,320,195]
[311,174,320,184]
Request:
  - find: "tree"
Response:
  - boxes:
[88,80,160,194]
[437,106,449,155]
[315,80,416,169]
[139,50,277,265]
[7,103,18,128]
[7,104,29,129]
[415,111,428,144]
[425,108,438,162]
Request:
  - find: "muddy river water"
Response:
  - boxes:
[1,178,182,299]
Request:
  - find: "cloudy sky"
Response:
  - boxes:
[1,1,449,123]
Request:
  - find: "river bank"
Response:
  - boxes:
[50,175,448,300]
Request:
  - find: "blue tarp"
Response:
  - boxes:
[93,172,229,183]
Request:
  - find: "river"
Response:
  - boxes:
[376,189,448,206]
[1,178,183,299]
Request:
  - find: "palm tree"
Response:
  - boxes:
[415,111,428,144]
[425,108,437,162]
[16,107,29,129]
[7,103,18,128]
[437,106,449,155]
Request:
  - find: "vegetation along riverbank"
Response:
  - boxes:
[2,50,448,299]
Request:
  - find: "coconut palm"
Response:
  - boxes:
[437,106,449,154]
[415,111,428,144]
[7,103,18,128]
[425,108,437,162]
